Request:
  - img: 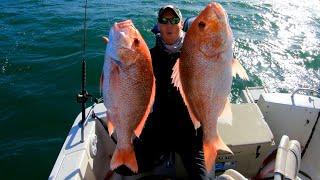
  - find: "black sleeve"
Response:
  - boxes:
[177,127,209,180]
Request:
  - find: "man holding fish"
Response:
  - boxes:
[101,2,248,179]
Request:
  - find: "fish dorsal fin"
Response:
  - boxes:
[171,58,182,90]
[134,78,156,138]
[218,100,233,125]
[171,59,201,129]
[232,58,249,80]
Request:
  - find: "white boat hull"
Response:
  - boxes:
[49,88,320,180]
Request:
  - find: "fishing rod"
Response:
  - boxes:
[76,0,102,143]
[76,0,107,143]
[76,0,89,143]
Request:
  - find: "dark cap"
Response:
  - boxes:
[158,5,182,20]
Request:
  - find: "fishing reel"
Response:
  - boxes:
[76,90,102,143]
[76,90,89,103]
[76,91,102,104]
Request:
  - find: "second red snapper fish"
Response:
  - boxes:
[172,2,249,172]
[101,20,155,173]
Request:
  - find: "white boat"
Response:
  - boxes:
[49,87,320,180]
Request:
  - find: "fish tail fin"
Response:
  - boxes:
[171,59,201,129]
[110,145,138,173]
[203,134,233,172]
[232,58,249,80]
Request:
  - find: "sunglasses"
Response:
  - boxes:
[158,17,180,25]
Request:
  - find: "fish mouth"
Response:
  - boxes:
[109,30,136,50]
[113,20,138,36]
[114,20,134,30]
[208,2,226,21]
[203,2,230,35]
[111,21,139,50]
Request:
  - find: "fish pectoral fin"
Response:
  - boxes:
[110,146,138,173]
[232,58,249,80]
[102,36,109,44]
[218,100,233,125]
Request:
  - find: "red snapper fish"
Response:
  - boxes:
[172,2,249,172]
[101,20,155,173]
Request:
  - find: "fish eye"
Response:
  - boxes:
[198,21,206,29]
[133,38,140,46]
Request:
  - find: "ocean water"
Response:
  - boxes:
[0,0,319,179]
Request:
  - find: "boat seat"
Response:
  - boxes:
[274,135,301,180]
[216,169,248,180]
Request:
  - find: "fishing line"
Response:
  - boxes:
[82,0,88,60]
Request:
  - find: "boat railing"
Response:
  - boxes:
[291,88,320,105]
